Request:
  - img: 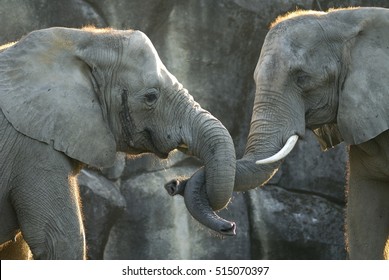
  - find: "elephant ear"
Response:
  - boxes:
[0,28,116,168]
[337,12,389,145]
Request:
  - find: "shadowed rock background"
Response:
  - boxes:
[1,0,388,259]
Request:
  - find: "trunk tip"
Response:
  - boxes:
[164,179,186,196]
[219,221,237,236]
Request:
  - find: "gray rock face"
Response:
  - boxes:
[247,186,346,259]
[1,0,388,259]
[77,169,126,260]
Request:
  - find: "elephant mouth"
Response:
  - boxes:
[142,129,192,159]
[176,143,190,155]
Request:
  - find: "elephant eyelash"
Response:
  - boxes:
[295,71,320,92]
[144,88,160,107]
[145,92,157,103]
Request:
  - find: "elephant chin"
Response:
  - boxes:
[164,169,236,236]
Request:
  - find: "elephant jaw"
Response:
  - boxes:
[255,135,299,164]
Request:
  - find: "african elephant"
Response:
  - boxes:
[0,27,236,259]
[167,7,389,259]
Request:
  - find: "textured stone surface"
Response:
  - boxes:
[1,0,388,259]
[78,169,126,260]
[247,185,346,259]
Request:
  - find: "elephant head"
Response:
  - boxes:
[167,7,389,235]
[0,27,235,211]
[239,7,389,190]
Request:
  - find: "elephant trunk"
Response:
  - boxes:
[165,170,236,236]
[165,103,236,234]
[162,92,236,234]
[186,111,236,210]
[165,89,304,235]
[234,90,304,192]
[183,108,236,211]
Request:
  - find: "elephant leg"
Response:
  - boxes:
[10,141,86,259]
[347,145,389,259]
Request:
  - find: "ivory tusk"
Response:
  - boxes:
[255,135,299,164]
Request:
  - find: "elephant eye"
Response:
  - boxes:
[296,74,309,85]
[296,72,312,89]
[144,88,159,107]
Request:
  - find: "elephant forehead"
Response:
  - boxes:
[258,27,327,78]
[123,31,161,66]
[267,15,326,52]
[255,45,299,80]
[121,31,179,89]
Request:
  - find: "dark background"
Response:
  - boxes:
[1,0,388,259]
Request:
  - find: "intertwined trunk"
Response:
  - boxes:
[177,90,236,211]
[168,89,305,235]
[234,91,302,191]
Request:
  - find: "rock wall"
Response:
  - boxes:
[1,0,388,259]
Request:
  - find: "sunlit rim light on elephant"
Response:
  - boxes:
[171,7,389,260]
[0,26,236,259]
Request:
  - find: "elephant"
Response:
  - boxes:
[0,27,236,259]
[166,7,389,259]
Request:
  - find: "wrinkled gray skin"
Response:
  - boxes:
[168,7,389,259]
[0,27,236,259]
[165,169,236,236]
